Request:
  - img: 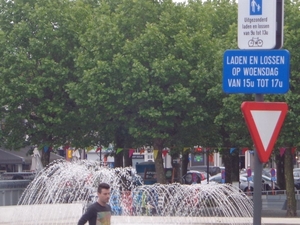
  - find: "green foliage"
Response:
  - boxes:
[0,0,241,155]
[0,0,94,149]
[2,0,300,173]
[68,0,240,154]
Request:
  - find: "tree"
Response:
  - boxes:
[212,0,300,216]
[270,0,300,216]
[70,0,240,183]
[199,1,253,183]
[0,0,94,166]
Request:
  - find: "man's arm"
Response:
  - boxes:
[78,205,94,225]
[77,212,89,225]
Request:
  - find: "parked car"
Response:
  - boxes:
[196,171,208,180]
[240,173,281,192]
[262,168,275,178]
[182,171,203,184]
[187,166,222,176]
[239,176,253,191]
[202,172,279,192]
[294,177,300,190]
[201,173,224,185]
[204,173,253,190]
[209,173,222,183]
[293,168,300,179]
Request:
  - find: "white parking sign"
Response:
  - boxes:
[238,0,277,49]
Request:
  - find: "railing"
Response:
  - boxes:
[245,189,300,210]
[246,189,300,198]
[0,180,31,206]
[0,188,25,206]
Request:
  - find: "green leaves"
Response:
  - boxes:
[69,0,240,151]
[0,0,92,149]
[4,0,300,163]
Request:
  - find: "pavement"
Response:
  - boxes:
[0,204,299,224]
[261,210,300,225]
[262,209,300,217]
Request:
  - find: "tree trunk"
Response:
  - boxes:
[222,148,232,183]
[276,154,285,190]
[114,128,125,168]
[231,150,240,182]
[114,149,123,168]
[181,150,189,183]
[284,148,297,217]
[41,149,50,167]
[153,138,166,184]
[124,149,131,167]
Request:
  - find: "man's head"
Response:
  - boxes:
[97,183,110,206]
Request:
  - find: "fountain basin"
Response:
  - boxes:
[0,204,299,225]
[10,160,256,225]
[0,203,252,224]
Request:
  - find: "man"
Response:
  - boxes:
[78,183,111,225]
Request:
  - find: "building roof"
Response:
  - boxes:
[0,149,24,165]
[0,147,64,165]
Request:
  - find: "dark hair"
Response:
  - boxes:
[97,182,110,193]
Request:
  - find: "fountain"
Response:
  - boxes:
[10,160,255,225]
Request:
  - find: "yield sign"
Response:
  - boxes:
[241,102,288,163]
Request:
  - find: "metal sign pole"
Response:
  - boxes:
[247,167,252,195]
[253,94,263,225]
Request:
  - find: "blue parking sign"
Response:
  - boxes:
[223,49,290,94]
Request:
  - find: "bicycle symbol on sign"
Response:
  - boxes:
[248,37,263,47]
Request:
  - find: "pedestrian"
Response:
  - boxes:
[78,182,111,225]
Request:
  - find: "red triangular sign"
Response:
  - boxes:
[241,102,288,163]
